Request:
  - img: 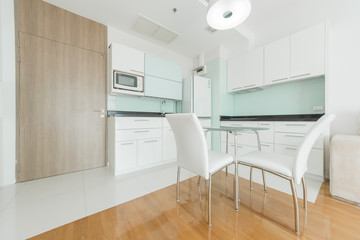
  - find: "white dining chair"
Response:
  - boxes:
[237,114,335,234]
[166,113,235,226]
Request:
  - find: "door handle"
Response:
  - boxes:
[93,109,106,118]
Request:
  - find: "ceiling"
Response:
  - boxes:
[44,0,329,59]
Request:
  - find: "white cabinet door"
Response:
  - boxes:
[111,43,144,76]
[243,47,264,89]
[115,141,137,173]
[258,122,274,143]
[274,145,323,177]
[264,37,290,85]
[227,54,245,92]
[138,138,162,167]
[290,23,325,79]
[163,128,177,161]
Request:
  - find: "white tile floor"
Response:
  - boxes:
[0,163,322,240]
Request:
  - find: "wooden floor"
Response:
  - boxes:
[30,171,360,240]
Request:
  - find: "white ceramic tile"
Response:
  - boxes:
[0,189,86,240]
[0,182,25,212]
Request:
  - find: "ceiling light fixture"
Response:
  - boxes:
[206,0,251,30]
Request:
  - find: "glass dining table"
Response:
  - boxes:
[203,126,269,211]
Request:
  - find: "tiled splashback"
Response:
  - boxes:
[233,77,325,116]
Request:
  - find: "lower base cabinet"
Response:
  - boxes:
[108,116,177,176]
[138,138,162,167]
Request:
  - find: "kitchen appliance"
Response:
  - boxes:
[112,70,144,95]
[183,75,212,147]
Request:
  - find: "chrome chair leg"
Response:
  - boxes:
[302,176,307,211]
[197,176,202,200]
[262,170,267,192]
[250,167,253,190]
[197,175,201,186]
[290,179,300,235]
[208,174,212,227]
[177,167,181,202]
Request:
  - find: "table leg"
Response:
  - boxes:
[226,131,229,176]
[234,132,239,211]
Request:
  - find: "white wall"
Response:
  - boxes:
[108,26,193,78]
[327,0,360,135]
[0,0,16,186]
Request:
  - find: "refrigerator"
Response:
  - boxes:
[182,75,212,148]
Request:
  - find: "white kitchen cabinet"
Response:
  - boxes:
[220,119,325,180]
[274,145,324,177]
[115,141,137,172]
[108,116,174,176]
[243,47,264,90]
[110,43,144,76]
[264,37,290,85]
[138,138,162,167]
[227,48,263,92]
[227,54,245,92]
[290,23,325,80]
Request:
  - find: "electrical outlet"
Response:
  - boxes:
[313,106,324,111]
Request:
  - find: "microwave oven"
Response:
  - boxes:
[113,70,144,94]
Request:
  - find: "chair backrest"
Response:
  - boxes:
[166,113,210,179]
[293,114,335,184]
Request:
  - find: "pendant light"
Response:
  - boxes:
[207,0,251,30]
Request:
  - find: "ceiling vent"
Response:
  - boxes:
[204,26,217,33]
[133,15,178,44]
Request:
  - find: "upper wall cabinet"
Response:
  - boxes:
[290,23,325,80]
[110,43,145,76]
[227,47,263,92]
[145,54,182,82]
[228,54,245,92]
[264,37,290,85]
[243,47,264,89]
[144,54,182,100]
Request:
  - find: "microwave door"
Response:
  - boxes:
[114,72,139,91]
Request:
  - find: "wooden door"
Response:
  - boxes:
[18,32,106,182]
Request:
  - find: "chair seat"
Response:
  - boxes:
[238,151,295,178]
[208,151,234,174]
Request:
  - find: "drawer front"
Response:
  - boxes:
[237,132,258,147]
[274,145,323,177]
[138,138,162,167]
[221,121,258,128]
[115,141,138,172]
[258,122,274,143]
[220,142,257,160]
[115,117,162,130]
[260,143,274,153]
[275,121,314,133]
[116,128,162,141]
[275,133,323,149]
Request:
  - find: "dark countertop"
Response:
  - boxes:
[220,114,324,122]
[107,111,167,117]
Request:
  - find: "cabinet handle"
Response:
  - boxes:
[130,69,144,74]
[134,119,149,122]
[291,73,311,78]
[144,140,158,143]
[285,124,306,126]
[260,123,270,126]
[135,130,149,133]
[261,144,271,147]
[285,135,303,138]
[286,147,297,150]
[121,142,134,146]
[243,84,256,88]
[272,77,288,82]
[232,87,242,90]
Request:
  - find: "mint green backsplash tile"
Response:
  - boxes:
[233,77,325,115]
[108,95,176,113]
